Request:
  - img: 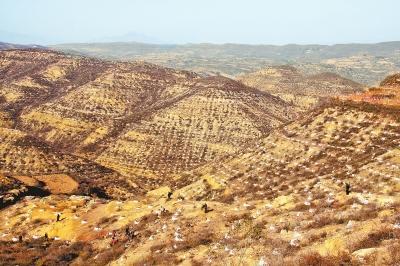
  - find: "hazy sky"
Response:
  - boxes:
[1,0,399,45]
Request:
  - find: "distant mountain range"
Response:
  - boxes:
[0,41,45,50]
[50,41,400,85]
[90,32,164,44]
[2,39,400,85]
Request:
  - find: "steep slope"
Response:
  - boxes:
[238,65,365,110]
[0,49,297,190]
[344,73,400,108]
[0,127,139,204]
[96,76,296,184]
[172,86,400,263]
[0,49,111,128]
[380,73,400,87]
[15,58,199,154]
[197,102,399,201]
[0,77,399,265]
[2,49,399,265]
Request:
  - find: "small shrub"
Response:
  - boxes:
[293,251,352,266]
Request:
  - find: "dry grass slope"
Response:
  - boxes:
[0,49,298,190]
[1,50,399,265]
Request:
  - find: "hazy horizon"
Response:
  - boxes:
[1,0,400,45]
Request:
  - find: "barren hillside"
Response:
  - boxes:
[238,65,365,110]
[0,65,399,264]
[1,49,399,265]
[0,126,140,206]
[0,49,297,191]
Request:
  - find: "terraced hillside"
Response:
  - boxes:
[0,77,399,265]
[238,65,365,110]
[1,48,399,265]
[0,49,297,190]
[96,76,296,183]
[0,127,139,206]
[0,49,111,128]
[344,73,400,107]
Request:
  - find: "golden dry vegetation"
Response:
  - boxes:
[0,49,400,265]
[1,98,400,265]
[0,49,297,190]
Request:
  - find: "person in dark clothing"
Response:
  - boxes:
[125,227,136,239]
[125,227,132,238]
[125,227,129,236]
[201,203,213,213]
[167,191,173,200]
[345,183,351,195]
[44,233,48,241]
[56,213,61,222]
[18,235,23,243]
